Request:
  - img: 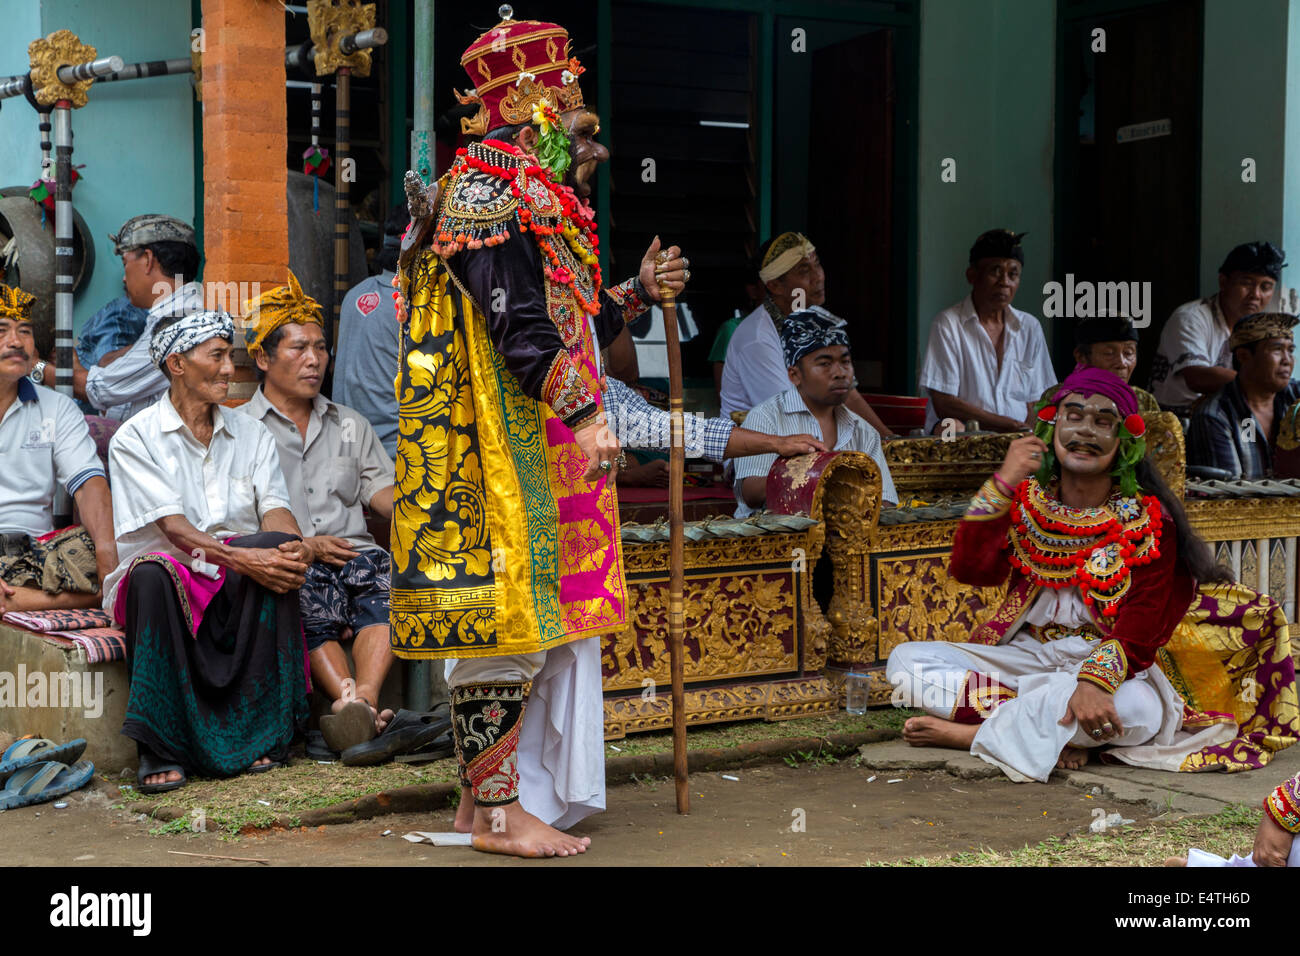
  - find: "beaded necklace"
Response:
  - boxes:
[455,139,604,315]
[1007,477,1163,618]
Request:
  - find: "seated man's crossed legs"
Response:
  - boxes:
[886,637,1165,779]
[302,548,396,745]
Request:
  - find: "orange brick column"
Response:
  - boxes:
[201,0,288,400]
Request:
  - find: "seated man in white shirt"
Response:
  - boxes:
[240,273,401,752]
[0,284,117,615]
[1150,241,1286,416]
[38,215,204,421]
[105,311,312,793]
[733,311,897,516]
[719,231,894,436]
[918,229,1056,434]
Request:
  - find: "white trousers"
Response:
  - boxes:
[1187,840,1300,867]
[445,636,606,830]
[886,634,1174,782]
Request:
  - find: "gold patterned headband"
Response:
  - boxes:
[242,270,323,356]
[0,283,36,322]
[759,232,816,283]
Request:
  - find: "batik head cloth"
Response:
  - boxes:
[242,270,323,357]
[150,310,235,370]
[1219,241,1286,281]
[455,8,585,136]
[781,309,850,367]
[1228,311,1298,352]
[0,283,36,321]
[759,232,816,283]
[969,229,1026,265]
[108,214,196,256]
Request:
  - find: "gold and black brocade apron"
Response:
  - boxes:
[388,249,627,660]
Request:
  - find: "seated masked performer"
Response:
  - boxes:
[0,283,117,615]
[887,366,1297,782]
[240,273,398,748]
[1039,316,1160,417]
[104,311,312,793]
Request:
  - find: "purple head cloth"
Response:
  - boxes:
[1051,366,1138,419]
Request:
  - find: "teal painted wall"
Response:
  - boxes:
[915,0,1056,387]
[1199,0,1288,294]
[0,0,197,335]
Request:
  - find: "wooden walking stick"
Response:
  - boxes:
[656,249,689,815]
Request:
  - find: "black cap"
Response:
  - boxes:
[1218,241,1286,280]
[1075,317,1138,347]
[969,229,1026,266]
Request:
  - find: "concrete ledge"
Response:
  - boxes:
[0,622,133,773]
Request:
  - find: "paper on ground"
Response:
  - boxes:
[403,832,475,842]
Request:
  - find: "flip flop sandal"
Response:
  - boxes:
[394,731,456,765]
[136,750,187,795]
[320,699,378,753]
[304,729,338,762]
[341,707,453,767]
[0,759,94,810]
[248,757,286,774]
[0,737,88,783]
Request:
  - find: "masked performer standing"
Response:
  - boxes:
[887,367,1296,782]
[391,8,687,857]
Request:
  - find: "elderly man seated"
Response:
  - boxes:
[1040,317,1160,417]
[1186,312,1300,479]
[733,311,897,516]
[0,284,117,615]
[1151,241,1286,416]
[719,231,894,436]
[105,311,311,793]
[919,229,1056,434]
[38,215,204,421]
[239,273,398,751]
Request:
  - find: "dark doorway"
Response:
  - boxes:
[1056,0,1203,387]
[775,19,902,393]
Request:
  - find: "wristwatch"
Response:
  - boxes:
[29,360,47,385]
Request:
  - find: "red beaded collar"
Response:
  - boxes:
[1006,478,1163,618]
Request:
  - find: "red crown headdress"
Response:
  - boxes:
[456,5,586,136]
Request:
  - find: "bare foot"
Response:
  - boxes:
[470,801,591,858]
[329,694,393,734]
[248,756,273,771]
[902,716,979,750]
[1055,745,1090,771]
[454,787,474,834]
[142,769,183,786]
[1163,856,1188,867]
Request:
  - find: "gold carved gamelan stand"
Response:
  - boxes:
[603,515,837,739]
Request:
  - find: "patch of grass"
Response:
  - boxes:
[129,756,461,835]
[876,804,1262,867]
[608,708,917,759]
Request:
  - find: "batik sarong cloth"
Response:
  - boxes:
[1155,582,1298,771]
[0,526,98,594]
[119,532,310,777]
